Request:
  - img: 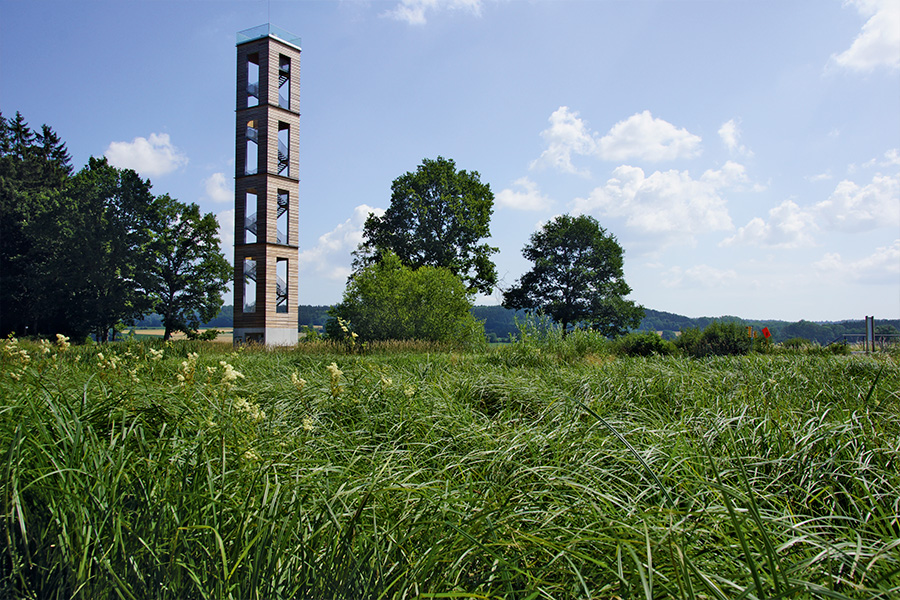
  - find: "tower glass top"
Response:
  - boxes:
[236,24,301,50]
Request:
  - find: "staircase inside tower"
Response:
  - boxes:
[276,192,288,244]
[276,274,288,313]
[245,211,257,242]
[278,60,290,109]
[243,259,257,284]
[277,139,288,176]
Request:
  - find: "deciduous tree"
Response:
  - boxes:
[146,196,232,340]
[58,158,158,341]
[503,214,643,337]
[356,157,498,295]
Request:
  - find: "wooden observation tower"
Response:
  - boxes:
[233,24,301,345]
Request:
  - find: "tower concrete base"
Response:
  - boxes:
[234,327,297,346]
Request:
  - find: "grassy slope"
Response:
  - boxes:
[2,338,898,599]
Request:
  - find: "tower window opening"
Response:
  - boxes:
[244,190,258,244]
[277,122,289,177]
[276,190,289,244]
[245,120,258,175]
[243,258,257,313]
[278,55,290,110]
[276,258,288,313]
[247,53,259,108]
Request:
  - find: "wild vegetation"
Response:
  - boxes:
[3,113,897,599]
[292,305,900,346]
[2,329,898,599]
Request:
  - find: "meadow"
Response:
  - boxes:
[1,333,898,599]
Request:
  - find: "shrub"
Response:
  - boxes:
[677,321,752,357]
[185,328,219,341]
[674,327,702,355]
[330,252,485,349]
[826,341,850,355]
[613,331,676,357]
[781,337,808,349]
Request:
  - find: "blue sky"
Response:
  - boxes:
[1,0,898,321]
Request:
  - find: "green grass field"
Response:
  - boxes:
[2,335,898,599]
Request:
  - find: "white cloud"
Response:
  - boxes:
[496,177,553,211]
[104,133,188,177]
[807,171,834,182]
[662,264,738,289]
[530,108,703,175]
[815,172,900,232]
[597,110,702,162]
[298,204,385,282]
[216,209,235,264]
[718,118,753,156]
[572,163,739,241]
[831,0,900,71]
[724,170,898,249]
[861,149,900,168]
[204,172,232,203]
[384,0,483,25]
[698,160,752,189]
[721,200,818,249]
[814,240,900,284]
[530,106,597,175]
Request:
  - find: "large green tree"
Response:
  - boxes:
[0,111,73,336]
[146,196,232,340]
[51,157,159,341]
[330,252,484,347]
[503,214,644,337]
[356,156,499,295]
[1,112,230,342]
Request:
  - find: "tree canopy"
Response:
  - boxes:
[1,111,76,336]
[146,196,232,340]
[0,112,230,341]
[356,157,499,295]
[503,214,644,337]
[329,252,484,347]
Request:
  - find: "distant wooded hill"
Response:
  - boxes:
[134,305,899,346]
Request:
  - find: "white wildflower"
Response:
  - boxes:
[55,334,70,351]
[326,362,342,379]
[234,397,265,421]
[220,361,244,384]
[291,371,307,393]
